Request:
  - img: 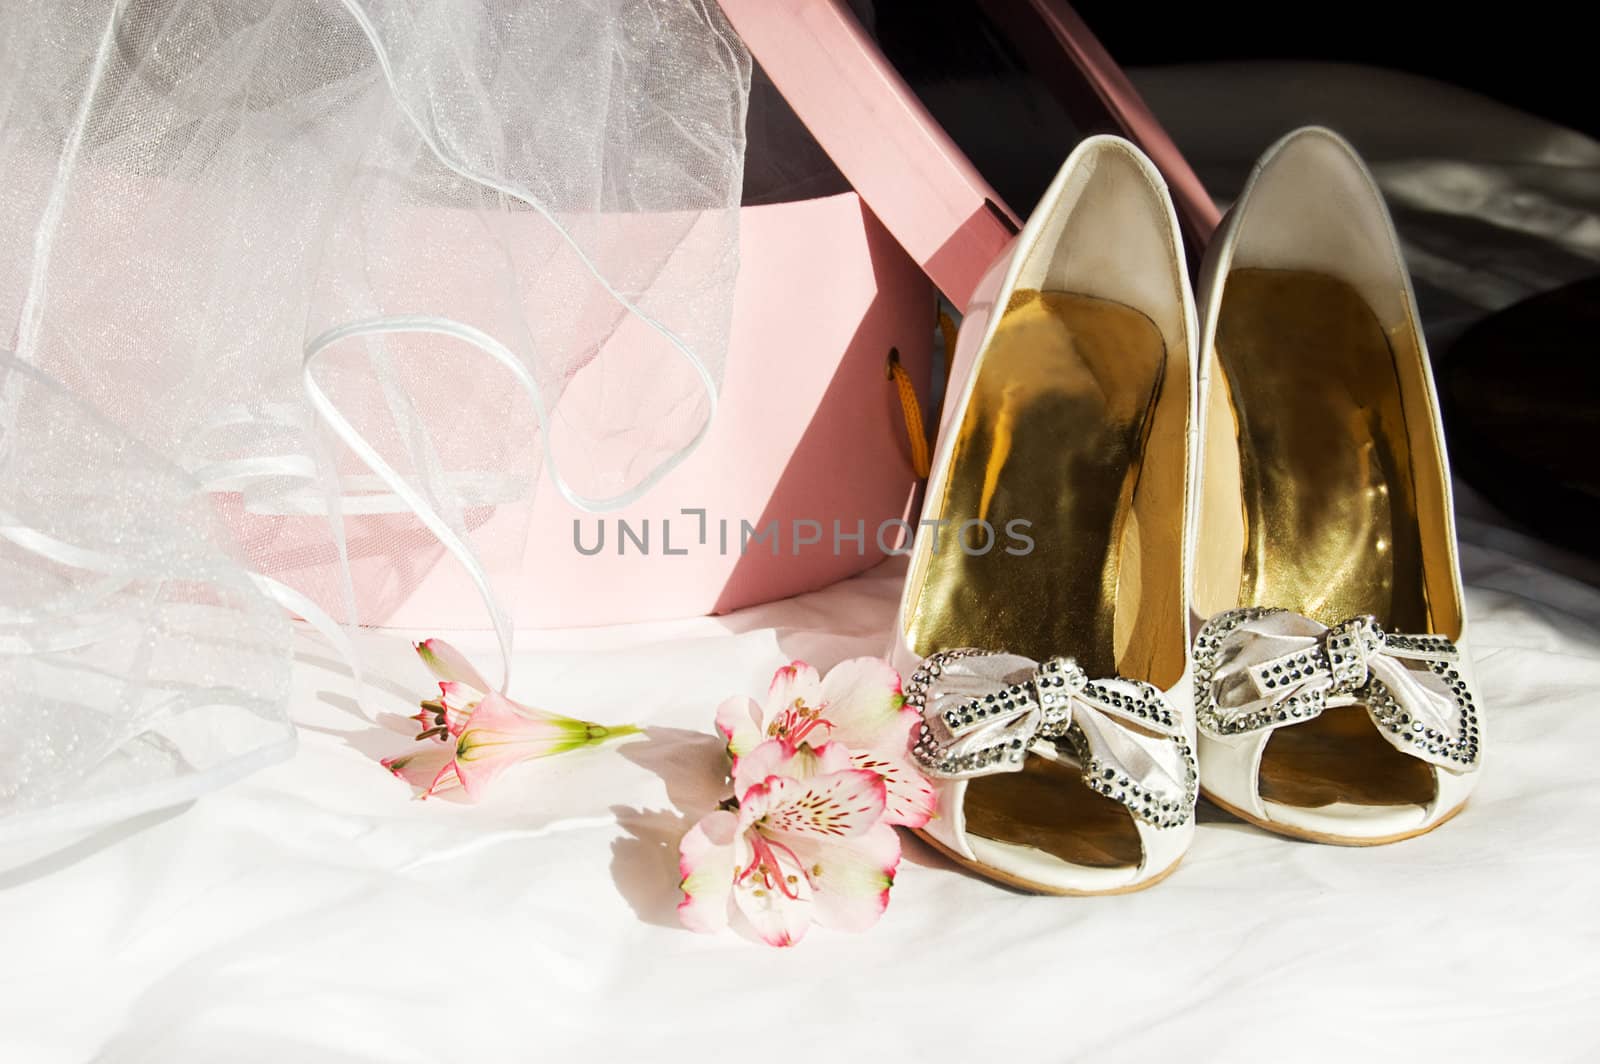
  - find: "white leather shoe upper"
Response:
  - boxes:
[1190,127,1483,842]
[890,136,1198,892]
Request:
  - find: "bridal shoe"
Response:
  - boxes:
[891,136,1198,894]
[1192,127,1483,845]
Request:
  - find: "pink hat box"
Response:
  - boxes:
[343,189,943,630]
[256,0,1214,631]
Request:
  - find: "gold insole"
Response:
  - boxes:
[1216,269,1435,809]
[1257,706,1435,808]
[907,289,1177,868]
[965,756,1145,869]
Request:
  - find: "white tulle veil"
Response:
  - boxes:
[0,0,750,839]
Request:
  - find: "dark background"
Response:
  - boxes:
[1083,3,1595,139]
[873,1,1596,139]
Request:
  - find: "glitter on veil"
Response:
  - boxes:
[0,0,750,839]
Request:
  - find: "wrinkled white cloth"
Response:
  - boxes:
[2,537,1597,1062]
[4,62,1600,1063]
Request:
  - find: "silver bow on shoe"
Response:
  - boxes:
[1193,608,1481,770]
[905,649,1197,829]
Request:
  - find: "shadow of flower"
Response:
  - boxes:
[608,726,732,929]
[608,805,697,928]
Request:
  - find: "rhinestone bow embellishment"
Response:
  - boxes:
[905,649,1197,829]
[1193,608,1481,770]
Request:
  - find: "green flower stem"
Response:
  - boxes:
[585,722,642,745]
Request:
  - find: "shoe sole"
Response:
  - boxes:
[911,826,1183,896]
[1200,788,1469,846]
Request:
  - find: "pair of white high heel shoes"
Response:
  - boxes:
[890,127,1483,894]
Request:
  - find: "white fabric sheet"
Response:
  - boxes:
[5,62,1600,1063]
[4,539,1598,1062]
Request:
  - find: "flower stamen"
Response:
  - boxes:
[767,700,836,747]
[737,834,811,900]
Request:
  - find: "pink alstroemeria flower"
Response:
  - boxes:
[715,658,934,828]
[678,739,900,947]
[410,638,490,742]
[450,692,638,800]
[382,639,638,801]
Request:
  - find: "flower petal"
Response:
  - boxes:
[786,820,900,933]
[677,810,742,934]
[453,692,610,800]
[817,657,907,750]
[714,694,763,764]
[381,745,462,798]
[731,845,814,948]
[765,661,824,721]
[749,768,887,842]
[422,760,463,798]
[732,739,853,797]
[851,749,937,828]
[415,638,490,695]
[437,681,480,736]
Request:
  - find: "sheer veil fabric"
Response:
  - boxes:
[0,0,750,840]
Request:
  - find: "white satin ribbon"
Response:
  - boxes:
[906,649,1197,829]
[1193,608,1481,771]
[0,507,360,701]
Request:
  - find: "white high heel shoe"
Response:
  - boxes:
[1191,127,1483,845]
[890,136,1198,894]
